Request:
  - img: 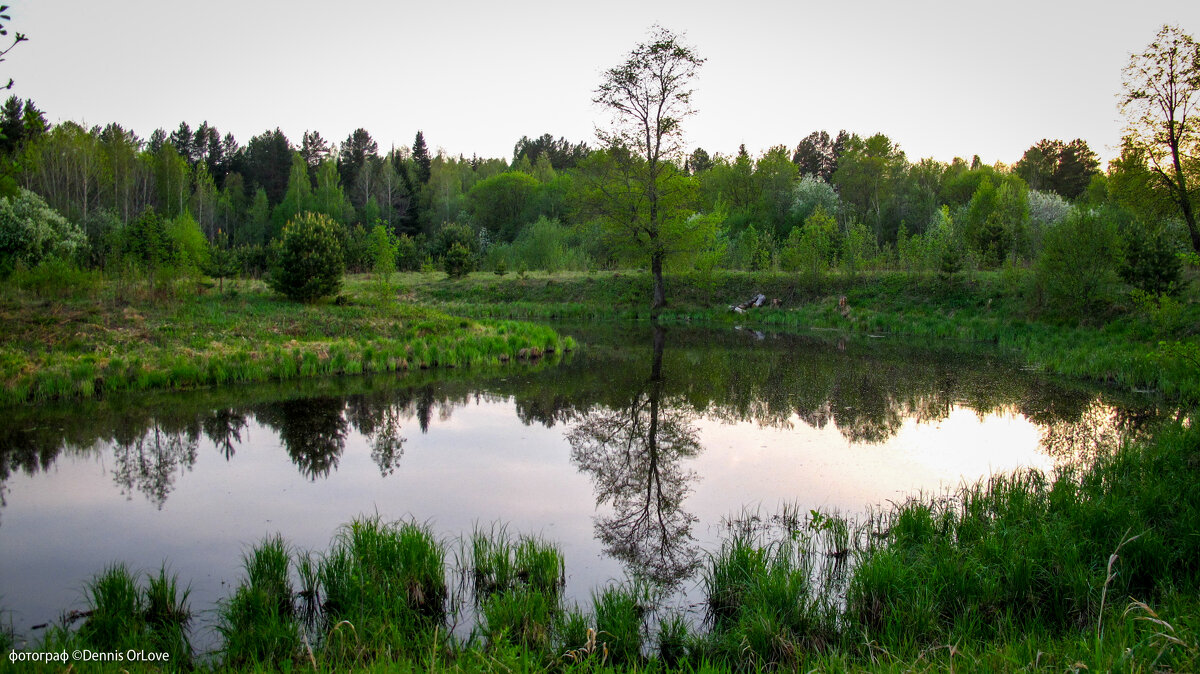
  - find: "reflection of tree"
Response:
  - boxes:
[202,409,248,460]
[345,393,407,476]
[568,326,702,589]
[255,397,348,480]
[111,424,198,509]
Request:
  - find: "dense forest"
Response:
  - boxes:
[1,23,1196,320]
[0,104,1189,298]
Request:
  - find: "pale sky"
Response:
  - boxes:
[9,0,1200,166]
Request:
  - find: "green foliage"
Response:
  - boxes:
[1036,209,1122,319]
[75,563,192,664]
[790,173,841,225]
[395,233,421,272]
[0,188,86,275]
[471,530,565,600]
[487,216,590,273]
[733,223,774,270]
[80,208,123,269]
[165,211,211,271]
[592,584,646,666]
[1121,219,1183,295]
[428,221,477,261]
[217,535,299,666]
[268,212,345,302]
[840,220,873,277]
[481,588,558,653]
[123,207,173,270]
[367,223,398,289]
[319,517,447,657]
[965,175,1029,266]
[467,170,540,242]
[443,242,474,279]
[272,153,314,235]
[780,204,836,280]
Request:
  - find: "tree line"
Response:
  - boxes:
[0,25,1195,314]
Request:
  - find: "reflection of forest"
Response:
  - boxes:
[0,327,1165,511]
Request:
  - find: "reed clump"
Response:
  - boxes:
[54,563,193,666]
[319,516,447,660]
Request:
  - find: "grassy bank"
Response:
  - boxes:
[7,421,1199,672]
[0,275,573,406]
[400,269,1200,401]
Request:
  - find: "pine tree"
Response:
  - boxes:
[412,130,431,184]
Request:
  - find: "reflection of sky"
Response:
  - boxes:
[688,406,1052,548]
[0,397,1058,649]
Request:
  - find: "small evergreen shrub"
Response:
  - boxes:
[444,242,474,279]
[268,212,344,302]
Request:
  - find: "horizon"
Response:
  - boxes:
[9,1,1200,166]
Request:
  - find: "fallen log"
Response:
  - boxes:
[729,293,767,314]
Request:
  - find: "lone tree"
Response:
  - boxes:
[1120,25,1200,253]
[592,26,704,311]
[269,212,345,302]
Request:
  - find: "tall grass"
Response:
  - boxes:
[470,528,565,600]
[318,517,447,662]
[60,563,194,665]
[217,535,299,667]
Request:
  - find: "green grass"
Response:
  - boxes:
[470,528,565,601]
[217,535,299,667]
[313,517,450,666]
[23,563,196,669]
[0,275,572,405]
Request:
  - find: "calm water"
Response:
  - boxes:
[0,324,1161,646]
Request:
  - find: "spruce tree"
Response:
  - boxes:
[412,130,431,184]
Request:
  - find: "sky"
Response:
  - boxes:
[8,0,1200,166]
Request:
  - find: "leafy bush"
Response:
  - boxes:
[790,174,841,225]
[367,223,398,285]
[0,188,86,275]
[166,211,210,271]
[1036,209,1121,319]
[81,208,123,269]
[268,212,344,302]
[487,216,589,273]
[1121,219,1182,295]
[428,222,478,262]
[395,233,420,271]
[123,208,173,270]
[840,220,873,277]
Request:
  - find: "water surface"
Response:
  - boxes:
[0,324,1161,645]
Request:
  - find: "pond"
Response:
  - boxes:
[0,323,1163,648]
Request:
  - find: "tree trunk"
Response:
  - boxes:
[1169,132,1200,254]
[650,250,666,312]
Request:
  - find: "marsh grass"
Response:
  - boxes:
[45,562,197,666]
[470,528,565,601]
[592,583,648,666]
[0,276,572,405]
[217,535,300,666]
[318,517,447,662]
[480,588,558,654]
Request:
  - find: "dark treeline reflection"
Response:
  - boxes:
[0,326,1167,512]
